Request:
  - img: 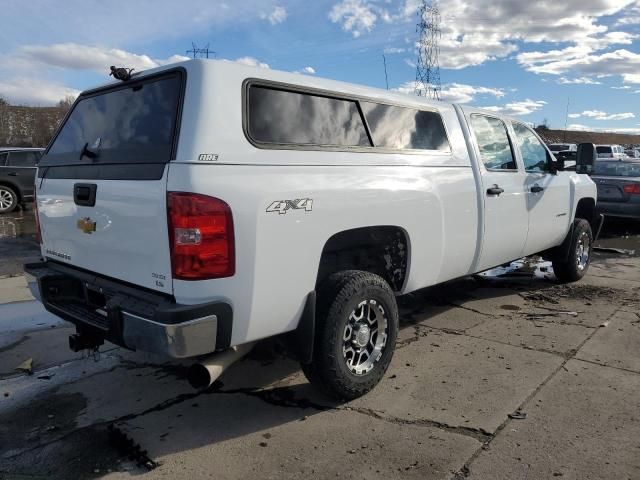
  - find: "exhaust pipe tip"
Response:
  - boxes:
[187,363,214,389]
[186,342,257,390]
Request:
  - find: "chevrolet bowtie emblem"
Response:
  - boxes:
[77,217,96,234]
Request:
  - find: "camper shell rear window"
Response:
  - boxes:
[41,70,184,168]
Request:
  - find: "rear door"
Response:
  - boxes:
[466,111,529,271]
[511,122,571,254]
[36,70,184,294]
[5,151,40,199]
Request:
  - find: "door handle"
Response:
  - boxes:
[7,172,18,177]
[486,186,504,196]
[530,185,544,193]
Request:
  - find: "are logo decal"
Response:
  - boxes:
[197,154,219,162]
[266,198,313,215]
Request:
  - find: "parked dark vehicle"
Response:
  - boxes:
[0,148,44,213]
[592,160,640,220]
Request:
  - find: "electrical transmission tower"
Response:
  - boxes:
[186,42,215,59]
[415,1,442,100]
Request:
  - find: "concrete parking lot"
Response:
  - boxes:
[1,209,639,479]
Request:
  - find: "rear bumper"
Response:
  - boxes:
[596,201,640,220]
[24,261,232,358]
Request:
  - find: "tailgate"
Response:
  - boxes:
[596,180,629,202]
[38,174,172,294]
[35,69,185,294]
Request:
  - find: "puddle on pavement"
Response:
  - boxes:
[594,217,640,256]
[0,207,40,277]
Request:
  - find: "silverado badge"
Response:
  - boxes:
[77,217,96,234]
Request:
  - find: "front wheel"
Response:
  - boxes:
[302,270,398,400]
[552,219,593,283]
[0,185,18,213]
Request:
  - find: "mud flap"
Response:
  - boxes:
[282,291,316,364]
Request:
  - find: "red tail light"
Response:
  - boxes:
[167,192,235,280]
[623,184,640,195]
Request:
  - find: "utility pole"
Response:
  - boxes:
[186,43,215,59]
[415,0,442,100]
[382,54,389,90]
[563,97,570,142]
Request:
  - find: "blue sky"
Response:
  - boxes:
[0,0,639,133]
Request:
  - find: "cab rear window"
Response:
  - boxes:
[42,72,183,166]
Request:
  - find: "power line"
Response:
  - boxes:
[186,42,215,59]
[415,0,442,101]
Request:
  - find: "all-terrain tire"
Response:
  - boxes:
[552,219,593,283]
[0,185,18,214]
[301,270,398,400]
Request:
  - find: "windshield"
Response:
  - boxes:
[594,161,640,177]
[42,72,182,166]
[596,146,612,155]
[549,144,569,151]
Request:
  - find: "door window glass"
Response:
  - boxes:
[0,152,7,166]
[513,123,550,173]
[470,115,516,170]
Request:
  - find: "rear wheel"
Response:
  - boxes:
[552,219,593,283]
[302,270,398,400]
[0,186,18,213]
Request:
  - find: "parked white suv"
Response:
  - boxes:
[596,144,626,159]
[26,59,598,399]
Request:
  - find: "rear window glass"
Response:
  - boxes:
[596,146,612,154]
[594,162,640,177]
[247,86,370,147]
[7,151,41,167]
[549,144,569,151]
[359,102,449,151]
[42,73,182,166]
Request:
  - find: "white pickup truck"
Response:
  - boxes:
[26,59,598,400]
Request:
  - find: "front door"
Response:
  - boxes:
[467,113,529,271]
[511,123,571,255]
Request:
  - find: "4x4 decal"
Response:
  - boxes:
[266,198,313,215]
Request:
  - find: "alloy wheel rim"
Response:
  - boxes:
[342,299,388,375]
[576,232,590,271]
[0,189,14,211]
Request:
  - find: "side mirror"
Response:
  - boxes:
[576,143,597,175]
[555,157,565,172]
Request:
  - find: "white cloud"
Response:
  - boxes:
[558,77,602,85]
[615,3,640,24]
[0,77,80,105]
[517,47,640,85]
[329,0,378,37]
[483,99,548,117]
[568,123,640,134]
[393,81,505,104]
[569,110,636,120]
[383,47,406,54]
[0,0,282,50]
[261,6,287,25]
[328,0,639,74]
[232,56,270,69]
[303,66,316,74]
[612,85,632,89]
[15,43,189,73]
